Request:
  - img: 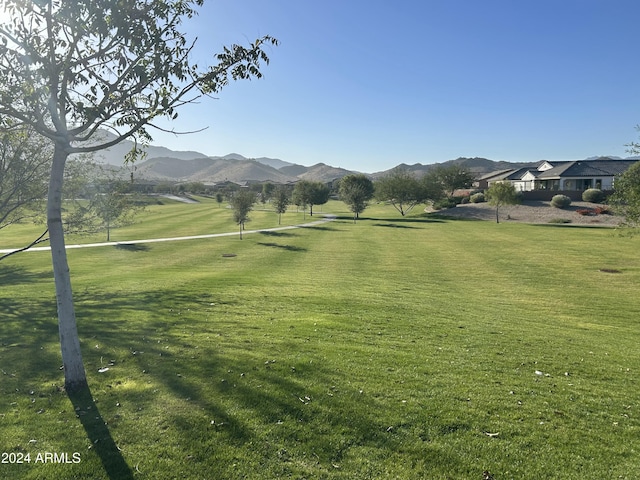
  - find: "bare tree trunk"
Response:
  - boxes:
[48,142,87,392]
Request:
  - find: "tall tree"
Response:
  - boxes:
[338,174,374,223]
[229,189,256,239]
[272,185,290,225]
[485,182,520,223]
[0,0,276,391]
[610,161,640,229]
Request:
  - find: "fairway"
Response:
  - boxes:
[1,200,639,479]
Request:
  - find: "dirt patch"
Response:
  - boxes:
[431,201,622,226]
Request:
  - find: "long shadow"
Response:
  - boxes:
[531,223,616,229]
[257,242,307,252]
[67,386,134,479]
[362,216,445,224]
[299,225,340,231]
[258,230,298,238]
[372,223,419,229]
[114,243,151,252]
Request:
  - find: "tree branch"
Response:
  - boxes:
[0,229,49,261]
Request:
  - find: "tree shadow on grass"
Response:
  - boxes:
[67,386,134,479]
[299,225,340,231]
[0,264,51,285]
[258,230,298,238]
[4,282,462,476]
[257,242,307,252]
[362,216,446,224]
[372,223,420,229]
[114,243,151,252]
[0,277,136,479]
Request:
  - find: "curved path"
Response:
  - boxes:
[0,215,336,254]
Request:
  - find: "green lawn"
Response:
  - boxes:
[1,200,639,479]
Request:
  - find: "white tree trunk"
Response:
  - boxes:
[48,143,87,391]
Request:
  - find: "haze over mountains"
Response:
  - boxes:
[93,133,633,185]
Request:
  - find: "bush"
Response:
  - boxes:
[551,194,572,209]
[470,193,485,203]
[582,188,605,203]
[432,198,457,210]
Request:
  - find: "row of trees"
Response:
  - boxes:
[222,165,476,230]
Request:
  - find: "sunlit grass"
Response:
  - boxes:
[1,200,639,479]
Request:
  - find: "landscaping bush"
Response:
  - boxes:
[470,193,485,203]
[432,198,457,210]
[582,188,605,203]
[551,194,572,209]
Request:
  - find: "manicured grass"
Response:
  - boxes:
[1,200,639,479]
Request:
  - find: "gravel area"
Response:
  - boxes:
[432,200,623,226]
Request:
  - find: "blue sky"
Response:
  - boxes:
[149,0,640,172]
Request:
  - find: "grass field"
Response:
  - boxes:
[1,198,639,479]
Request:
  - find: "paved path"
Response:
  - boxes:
[0,215,336,254]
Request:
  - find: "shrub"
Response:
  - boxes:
[470,193,485,203]
[582,188,605,203]
[432,198,457,210]
[551,194,572,209]
[594,205,611,215]
[460,196,470,204]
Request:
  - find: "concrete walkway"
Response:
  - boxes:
[0,215,336,255]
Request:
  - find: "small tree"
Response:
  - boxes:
[0,127,51,230]
[339,174,374,223]
[610,161,640,229]
[272,186,290,225]
[432,164,475,197]
[486,182,520,223]
[292,180,330,217]
[215,192,225,208]
[261,182,275,204]
[229,190,256,239]
[0,0,276,391]
[86,169,144,241]
[374,168,431,216]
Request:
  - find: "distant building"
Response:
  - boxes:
[476,158,639,193]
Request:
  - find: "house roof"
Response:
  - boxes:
[537,159,639,179]
[477,169,515,181]
[505,167,539,180]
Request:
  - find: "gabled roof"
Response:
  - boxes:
[477,169,515,181]
[505,167,538,180]
[537,159,639,179]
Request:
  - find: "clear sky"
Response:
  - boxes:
[137,1,640,171]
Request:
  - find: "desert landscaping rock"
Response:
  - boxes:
[434,200,622,226]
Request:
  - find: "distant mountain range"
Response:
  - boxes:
[91,133,635,184]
